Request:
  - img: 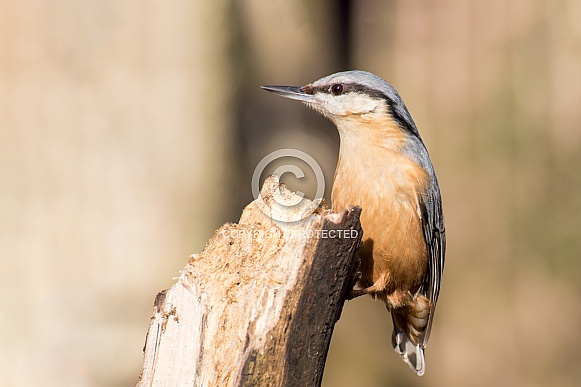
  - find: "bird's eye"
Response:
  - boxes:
[330,83,343,95]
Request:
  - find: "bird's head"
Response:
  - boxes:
[262,70,420,139]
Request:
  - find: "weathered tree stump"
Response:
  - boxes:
[137,175,362,386]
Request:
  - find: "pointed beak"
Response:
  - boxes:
[261,85,314,103]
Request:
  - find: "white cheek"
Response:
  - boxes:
[315,93,379,116]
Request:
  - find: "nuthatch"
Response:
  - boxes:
[262,71,446,376]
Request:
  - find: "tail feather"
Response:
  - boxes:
[391,314,425,376]
[390,294,431,376]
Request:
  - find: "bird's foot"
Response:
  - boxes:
[351,270,362,286]
[347,284,379,300]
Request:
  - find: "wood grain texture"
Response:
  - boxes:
[137,176,362,387]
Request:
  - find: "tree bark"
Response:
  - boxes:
[137,176,362,387]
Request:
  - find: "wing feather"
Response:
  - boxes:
[418,179,446,348]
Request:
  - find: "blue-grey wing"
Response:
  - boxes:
[418,176,446,348]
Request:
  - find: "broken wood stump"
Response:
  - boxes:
[137,175,362,386]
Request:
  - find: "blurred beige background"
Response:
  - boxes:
[1,1,580,386]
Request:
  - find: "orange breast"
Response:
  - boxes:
[332,134,429,295]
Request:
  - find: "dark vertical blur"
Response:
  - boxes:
[335,0,352,70]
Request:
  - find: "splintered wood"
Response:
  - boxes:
[137,175,362,387]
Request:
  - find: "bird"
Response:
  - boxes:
[261,70,445,376]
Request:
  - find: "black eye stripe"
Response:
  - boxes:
[305,83,387,98]
[301,82,420,138]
